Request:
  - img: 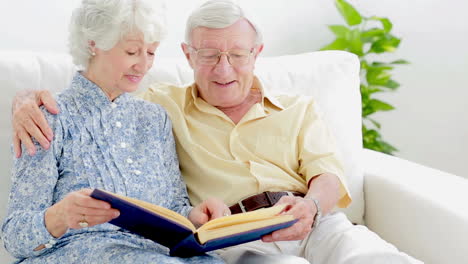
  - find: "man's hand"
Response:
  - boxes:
[12,90,59,157]
[262,173,341,242]
[261,196,316,242]
[188,197,231,228]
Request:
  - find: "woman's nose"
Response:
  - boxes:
[134,54,152,72]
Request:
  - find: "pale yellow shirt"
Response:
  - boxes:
[140,77,351,208]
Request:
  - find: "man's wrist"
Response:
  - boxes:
[305,197,322,229]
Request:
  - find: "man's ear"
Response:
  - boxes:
[181,43,195,69]
[254,44,264,59]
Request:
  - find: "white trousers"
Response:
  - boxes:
[216,212,423,264]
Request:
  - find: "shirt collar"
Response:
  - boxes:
[252,76,285,110]
[71,72,130,110]
[189,75,285,112]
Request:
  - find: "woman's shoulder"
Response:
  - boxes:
[127,97,172,134]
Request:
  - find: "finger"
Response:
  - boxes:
[68,214,116,229]
[275,196,297,206]
[24,118,50,150]
[77,207,120,217]
[285,202,313,218]
[261,233,274,242]
[73,190,111,209]
[17,130,36,156]
[13,134,22,158]
[263,221,310,242]
[82,214,120,227]
[39,91,60,115]
[77,188,94,196]
[209,204,227,219]
[287,198,316,219]
[29,103,54,142]
[189,207,209,227]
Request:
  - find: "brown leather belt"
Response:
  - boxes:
[229,191,305,214]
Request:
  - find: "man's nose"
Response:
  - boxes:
[213,54,232,74]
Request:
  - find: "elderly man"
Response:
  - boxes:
[11,1,421,263]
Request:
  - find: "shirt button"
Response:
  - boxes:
[116,121,122,128]
[126,158,133,164]
[111,103,117,109]
[134,170,141,175]
[120,142,127,148]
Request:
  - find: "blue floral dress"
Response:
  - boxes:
[1,73,224,264]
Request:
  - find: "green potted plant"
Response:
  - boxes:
[321,0,408,154]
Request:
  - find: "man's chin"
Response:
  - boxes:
[212,98,243,109]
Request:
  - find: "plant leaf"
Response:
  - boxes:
[320,38,348,51]
[366,67,392,86]
[361,28,385,43]
[369,118,382,129]
[371,61,394,67]
[390,59,410,64]
[383,79,400,90]
[348,29,364,56]
[335,0,362,26]
[369,16,393,33]
[328,25,350,38]
[369,99,395,111]
[362,127,398,155]
[369,34,401,53]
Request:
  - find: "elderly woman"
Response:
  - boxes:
[1,0,226,263]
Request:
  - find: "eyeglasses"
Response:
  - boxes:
[188,46,256,67]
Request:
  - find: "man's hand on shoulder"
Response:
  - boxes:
[12,90,59,157]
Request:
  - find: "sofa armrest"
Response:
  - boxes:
[362,149,468,264]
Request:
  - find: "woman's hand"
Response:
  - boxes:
[188,197,230,228]
[44,189,120,238]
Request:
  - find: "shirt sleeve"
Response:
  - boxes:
[158,108,193,218]
[1,108,64,259]
[297,99,352,208]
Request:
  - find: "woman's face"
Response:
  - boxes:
[85,32,159,100]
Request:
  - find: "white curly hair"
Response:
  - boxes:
[68,0,167,69]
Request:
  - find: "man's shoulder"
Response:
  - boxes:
[271,93,314,109]
[139,82,193,113]
[141,82,191,100]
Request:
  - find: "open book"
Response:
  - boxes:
[90,189,297,257]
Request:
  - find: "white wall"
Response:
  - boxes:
[0,0,467,180]
[350,0,468,178]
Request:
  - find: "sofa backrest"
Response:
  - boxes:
[0,50,364,225]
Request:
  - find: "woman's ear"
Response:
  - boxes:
[88,40,97,56]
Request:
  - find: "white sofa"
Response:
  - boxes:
[1,50,467,263]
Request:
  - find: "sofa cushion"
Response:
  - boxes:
[0,50,363,224]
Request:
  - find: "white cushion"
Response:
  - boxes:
[0,50,364,224]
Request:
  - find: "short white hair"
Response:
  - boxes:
[69,0,167,69]
[185,0,263,45]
